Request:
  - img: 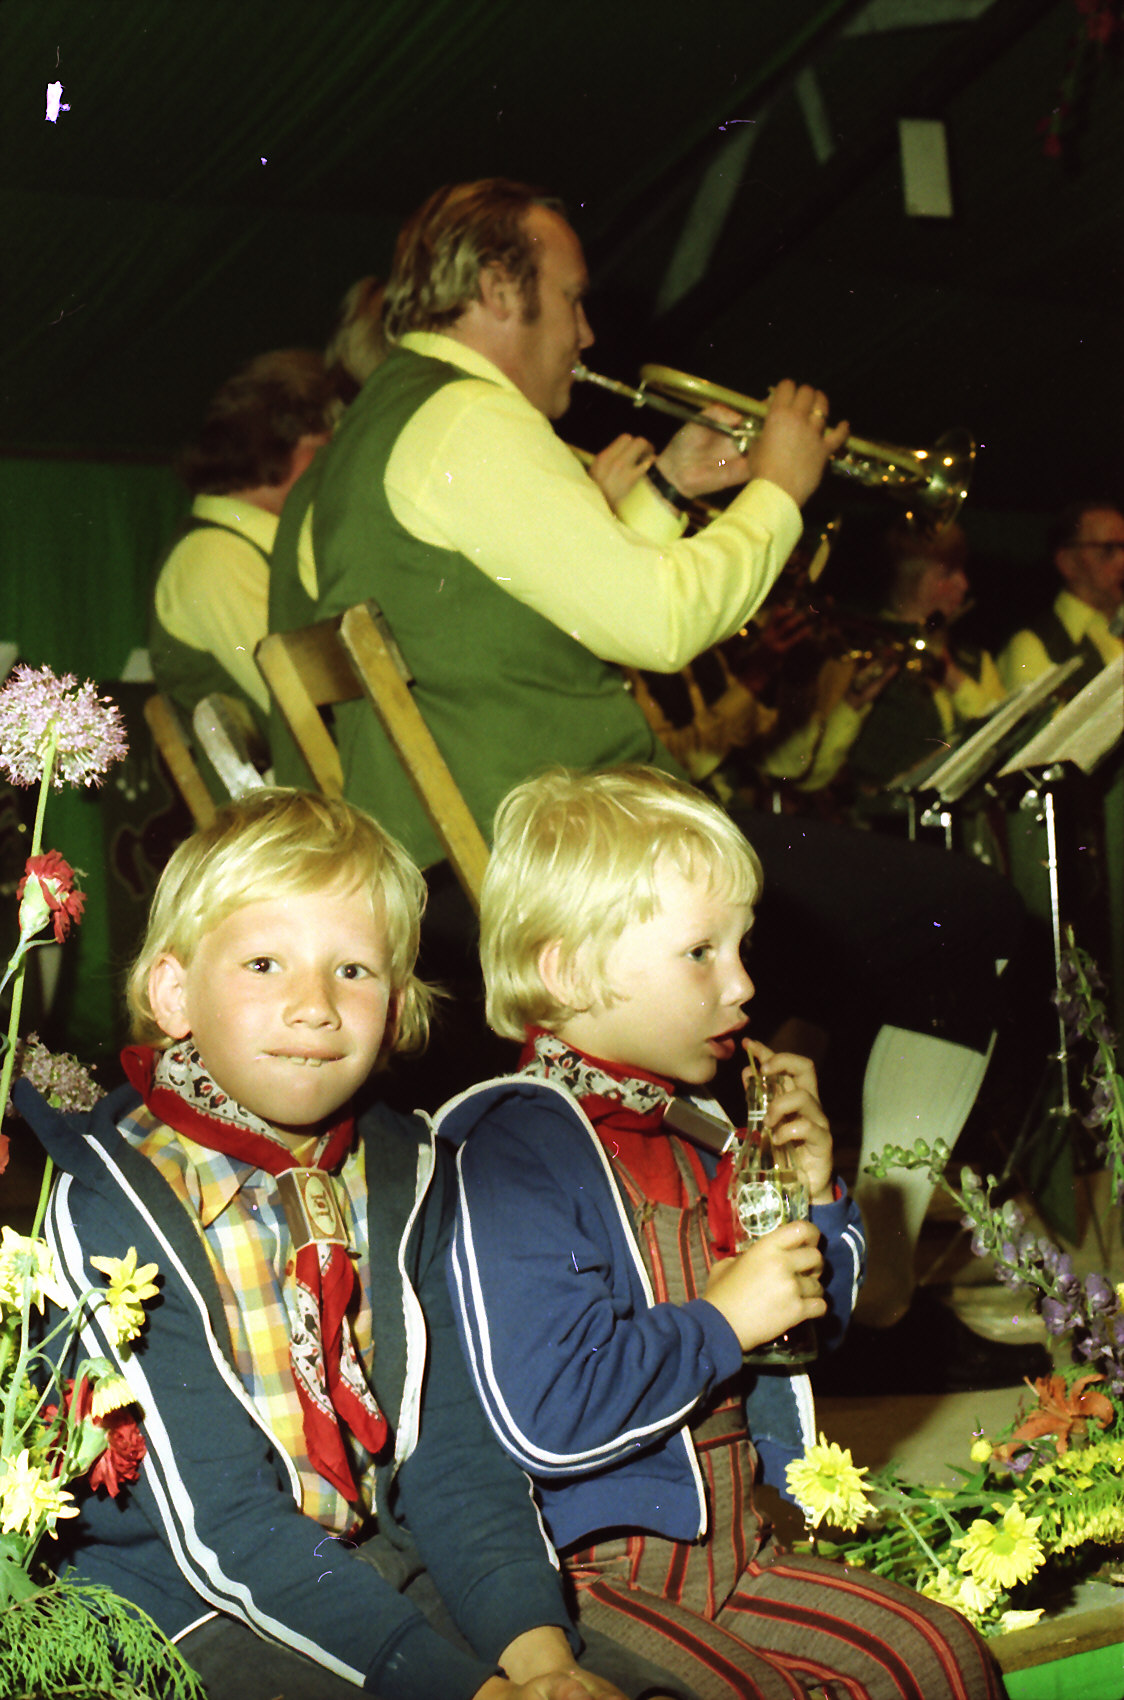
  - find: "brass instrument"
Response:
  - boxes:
[572,363,976,534]
[823,609,969,683]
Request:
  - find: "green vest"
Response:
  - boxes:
[848,622,988,789]
[1029,603,1105,699]
[269,345,680,866]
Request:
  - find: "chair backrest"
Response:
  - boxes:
[143,693,217,829]
[256,600,489,909]
[192,694,268,800]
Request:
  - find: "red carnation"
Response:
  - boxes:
[88,1407,147,1496]
[17,849,86,943]
[44,1375,146,1499]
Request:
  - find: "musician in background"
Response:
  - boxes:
[149,350,336,795]
[997,498,1124,691]
[762,520,1004,803]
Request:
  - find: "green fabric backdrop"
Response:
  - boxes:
[1,455,189,1056]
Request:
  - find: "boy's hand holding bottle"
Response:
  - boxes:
[704,1039,833,1356]
[744,1036,835,1208]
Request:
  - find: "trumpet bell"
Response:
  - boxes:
[637,365,976,534]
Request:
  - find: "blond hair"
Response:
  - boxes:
[482,767,762,1039]
[127,789,431,1053]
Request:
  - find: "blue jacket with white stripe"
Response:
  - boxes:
[15,1079,573,1700]
[439,1078,866,1554]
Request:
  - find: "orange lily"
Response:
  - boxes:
[995,1373,1114,1460]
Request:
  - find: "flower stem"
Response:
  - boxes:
[0,727,58,1124]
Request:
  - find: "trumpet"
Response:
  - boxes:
[572,363,976,534]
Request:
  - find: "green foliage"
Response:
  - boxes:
[0,1578,205,1700]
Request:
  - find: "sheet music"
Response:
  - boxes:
[895,657,1083,802]
[998,655,1123,777]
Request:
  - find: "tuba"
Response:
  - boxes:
[573,363,976,535]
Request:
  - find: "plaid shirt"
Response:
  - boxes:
[119,1099,377,1533]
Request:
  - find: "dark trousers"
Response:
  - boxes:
[178,1532,698,1698]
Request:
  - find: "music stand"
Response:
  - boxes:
[997,656,1124,1129]
[884,657,1084,846]
[998,654,1123,782]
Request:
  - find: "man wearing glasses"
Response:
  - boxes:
[999,499,1124,690]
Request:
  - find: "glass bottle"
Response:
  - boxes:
[730,1079,818,1366]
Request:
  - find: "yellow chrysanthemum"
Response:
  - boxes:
[91,1371,137,1418]
[89,1247,160,1346]
[785,1434,873,1531]
[0,1449,79,1537]
[0,1226,69,1313]
[922,1565,999,1623]
[955,1503,1046,1589]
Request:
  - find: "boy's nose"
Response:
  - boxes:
[730,956,755,1004]
[286,970,340,1025]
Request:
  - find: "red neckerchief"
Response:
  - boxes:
[122,1043,388,1501]
[519,1029,720,1208]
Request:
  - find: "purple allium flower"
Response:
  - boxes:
[6,1033,104,1117]
[0,664,127,788]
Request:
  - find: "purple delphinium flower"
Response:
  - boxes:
[0,664,127,788]
[1041,1299,1074,1336]
[1084,1273,1117,1315]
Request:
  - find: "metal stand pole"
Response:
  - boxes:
[1041,777,1071,1123]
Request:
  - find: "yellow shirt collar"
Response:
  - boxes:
[397,330,521,395]
[192,492,278,554]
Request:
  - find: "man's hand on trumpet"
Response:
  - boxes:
[645,381,848,510]
[587,433,657,513]
[651,402,758,500]
[755,381,849,508]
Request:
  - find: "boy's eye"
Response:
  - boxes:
[245,956,278,974]
[336,961,372,981]
[686,943,712,964]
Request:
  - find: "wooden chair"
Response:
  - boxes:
[255,600,490,909]
[143,693,217,829]
[192,694,268,801]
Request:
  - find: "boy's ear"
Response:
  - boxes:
[538,939,589,1012]
[147,953,192,1041]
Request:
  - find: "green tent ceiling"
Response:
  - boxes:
[3,0,1123,512]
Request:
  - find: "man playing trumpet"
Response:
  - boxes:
[269,177,844,865]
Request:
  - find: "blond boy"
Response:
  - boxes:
[15,790,645,1700]
[440,768,1003,1700]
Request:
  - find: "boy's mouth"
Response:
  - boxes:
[706,1023,746,1061]
[271,1052,340,1068]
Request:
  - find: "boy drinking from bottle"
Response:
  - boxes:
[440,766,1002,1700]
